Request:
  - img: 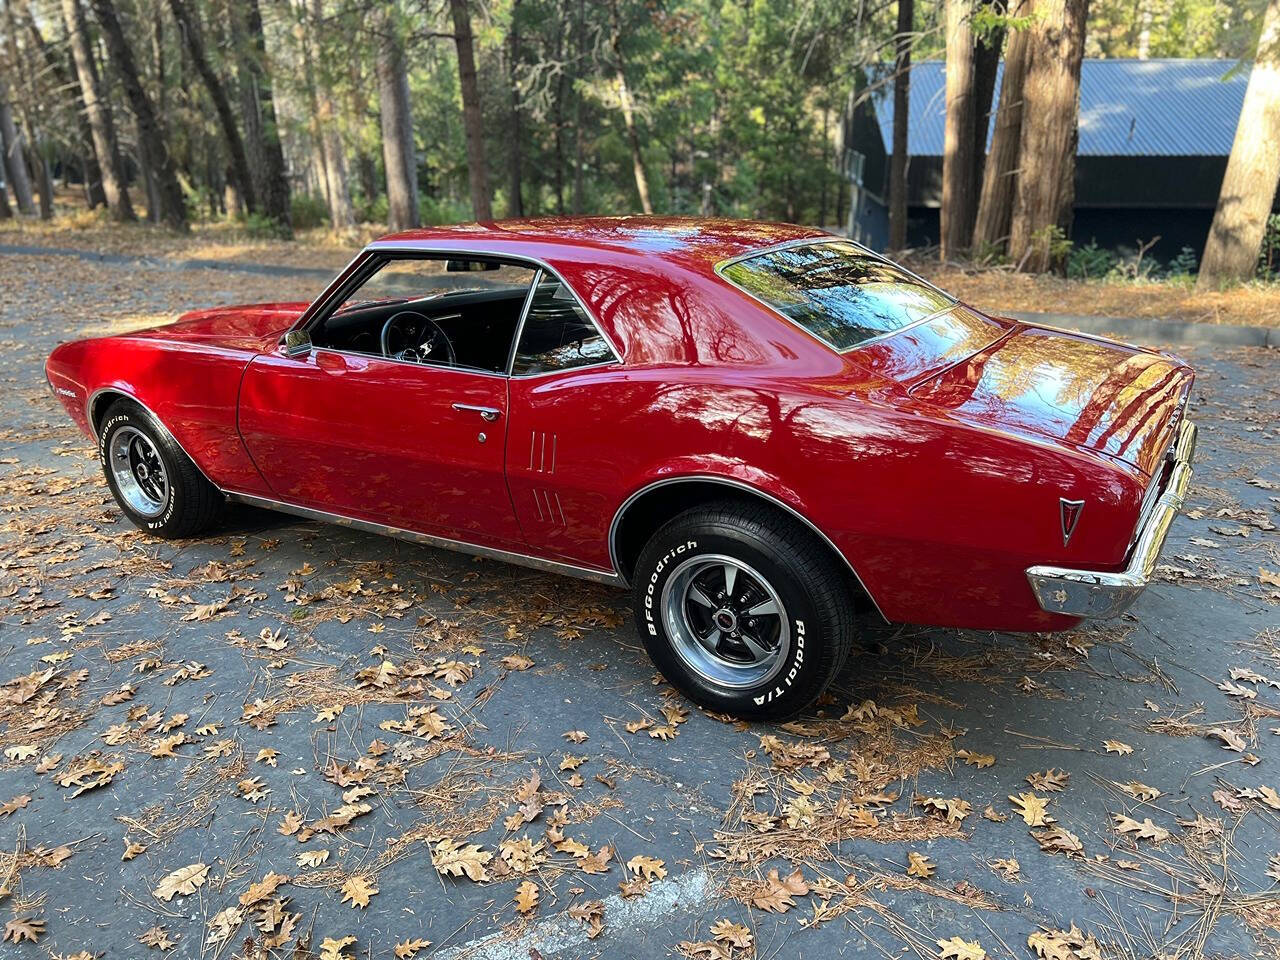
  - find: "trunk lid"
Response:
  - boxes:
[901,319,1193,476]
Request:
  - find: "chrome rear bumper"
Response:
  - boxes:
[1027,419,1197,619]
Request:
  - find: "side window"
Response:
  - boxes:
[511,276,615,376]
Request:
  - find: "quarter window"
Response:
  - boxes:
[511,276,614,376]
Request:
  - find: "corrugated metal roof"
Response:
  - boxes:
[873,58,1249,158]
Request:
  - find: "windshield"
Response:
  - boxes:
[720,240,956,352]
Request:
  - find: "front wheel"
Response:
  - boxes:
[632,500,856,720]
[98,399,223,538]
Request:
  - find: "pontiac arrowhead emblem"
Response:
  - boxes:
[1060,498,1085,546]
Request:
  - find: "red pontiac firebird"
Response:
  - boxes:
[46,218,1196,718]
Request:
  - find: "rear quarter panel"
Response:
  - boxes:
[512,357,1143,632]
[45,334,272,496]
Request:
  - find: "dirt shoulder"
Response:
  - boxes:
[910,261,1280,329]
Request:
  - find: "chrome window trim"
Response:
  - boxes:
[223,490,622,587]
[713,236,961,357]
[504,268,544,375]
[607,474,889,623]
[85,386,220,490]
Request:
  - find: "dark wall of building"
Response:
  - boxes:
[1071,208,1216,262]
[893,206,1213,263]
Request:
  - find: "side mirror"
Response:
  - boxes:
[282,329,312,357]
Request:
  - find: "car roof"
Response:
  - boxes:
[373,217,833,273]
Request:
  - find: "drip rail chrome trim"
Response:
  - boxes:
[607,474,888,623]
[1027,419,1197,619]
[292,244,624,366]
[224,491,623,587]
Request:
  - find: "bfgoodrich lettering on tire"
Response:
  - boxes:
[98,399,222,539]
[632,498,856,719]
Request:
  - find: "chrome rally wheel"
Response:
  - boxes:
[633,500,857,720]
[98,399,222,538]
[661,554,790,688]
[108,425,169,518]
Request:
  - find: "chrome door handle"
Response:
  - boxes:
[451,403,501,422]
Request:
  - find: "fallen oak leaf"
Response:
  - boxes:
[514,879,540,914]
[3,917,45,944]
[1113,814,1170,842]
[320,936,357,960]
[394,939,432,958]
[431,838,493,882]
[153,862,209,901]
[1027,769,1070,792]
[955,749,995,768]
[0,794,30,818]
[340,875,378,908]
[710,919,753,948]
[937,936,987,960]
[906,851,935,878]
[626,854,667,881]
[1103,740,1133,756]
[1207,727,1246,752]
[1010,792,1050,827]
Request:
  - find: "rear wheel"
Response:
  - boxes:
[632,500,856,719]
[98,399,222,538]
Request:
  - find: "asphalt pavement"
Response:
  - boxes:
[0,252,1277,959]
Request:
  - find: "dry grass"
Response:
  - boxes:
[910,260,1280,329]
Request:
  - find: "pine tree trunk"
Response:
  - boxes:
[971,0,1005,196]
[973,0,1031,252]
[552,5,567,215]
[241,0,291,231]
[941,0,977,258]
[1007,0,1088,272]
[0,90,36,216]
[61,0,134,220]
[167,0,258,214]
[1198,0,1280,287]
[450,0,492,221]
[0,62,35,216]
[572,0,586,214]
[22,0,108,208]
[376,11,419,230]
[888,0,913,251]
[90,0,188,230]
[507,0,524,218]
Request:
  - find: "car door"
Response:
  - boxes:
[236,254,534,549]
[503,272,625,568]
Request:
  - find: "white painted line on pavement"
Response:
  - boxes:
[435,867,713,960]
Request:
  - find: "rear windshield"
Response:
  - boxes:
[720,240,955,352]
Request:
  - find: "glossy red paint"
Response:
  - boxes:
[44,217,1194,632]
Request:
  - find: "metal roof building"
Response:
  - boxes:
[847,58,1269,258]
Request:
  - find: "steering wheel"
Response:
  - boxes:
[380,310,457,366]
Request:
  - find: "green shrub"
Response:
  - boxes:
[1260,213,1280,280]
[1164,246,1198,279]
[290,193,330,231]
[1067,239,1116,279]
[242,212,289,239]
[420,195,472,225]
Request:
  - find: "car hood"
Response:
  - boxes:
[130,302,310,352]
[905,320,1192,476]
